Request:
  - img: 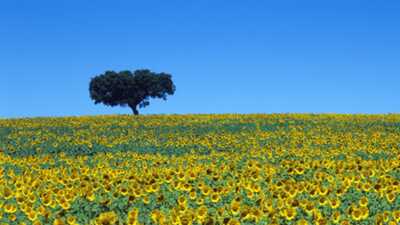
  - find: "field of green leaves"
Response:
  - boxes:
[0,114,399,225]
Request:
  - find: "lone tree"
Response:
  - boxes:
[89,69,175,115]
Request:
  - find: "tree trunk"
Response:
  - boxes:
[132,107,139,115]
[128,103,139,115]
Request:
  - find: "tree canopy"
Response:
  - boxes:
[89,69,175,115]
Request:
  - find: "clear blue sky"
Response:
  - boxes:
[1,0,399,117]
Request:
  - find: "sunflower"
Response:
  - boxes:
[296,183,306,194]
[119,186,129,196]
[312,209,323,221]
[251,208,263,223]
[127,208,139,225]
[163,174,173,184]
[15,193,25,205]
[359,206,369,220]
[194,197,203,205]
[86,191,96,202]
[50,198,58,208]
[393,180,400,189]
[383,211,391,222]
[4,203,17,214]
[309,188,318,198]
[179,214,193,225]
[210,193,220,203]
[170,213,181,225]
[144,184,153,193]
[296,219,309,225]
[375,214,384,225]
[42,195,53,206]
[182,183,191,192]
[331,211,341,224]
[318,186,329,196]
[242,211,257,223]
[201,186,211,196]
[59,198,71,210]
[329,198,341,209]
[9,213,17,221]
[142,196,150,204]
[355,183,363,191]
[386,191,396,203]
[393,210,400,222]
[38,205,47,217]
[25,209,37,221]
[151,210,161,223]
[188,171,197,181]
[154,193,164,204]
[246,190,254,199]
[299,199,308,208]
[283,207,297,221]
[103,184,112,193]
[251,183,261,193]
[217,207,226,217]
[285,198,300,208]
[96,211,118,225]
[295,167,305,175]
[304,202,314,216]
[290,189,299,199]
[315,218,328,225]
[196,205,208,221]
[66,216,77,225]
[178,196,187,206]
[19,202,28,214]
[361,182,371,192]
[231,201,240,216]
[128,208,139,219]
[189,190,197,200]
[318,196,328,206]
[27,193,36,203]
[351,208,362,221]
[359,196,368,207]
[335,187,345,197]
[239,206,251,220]
[65,192,76,202]
[53,218,65,225]
[158,214,167,225]
[327,175,334,183]
[2,186,13,200]
[227,218,240,225]
[133,188,142,198]
[112,191,119,199]
[339,219,350,225]
[177,171,186,181]
[373,183,383,193]
[178,204,188,214]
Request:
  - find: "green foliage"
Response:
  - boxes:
[89,69,175,114]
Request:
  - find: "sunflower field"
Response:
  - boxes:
[0,114,399,225]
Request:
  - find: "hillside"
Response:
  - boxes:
[0,114,399,224]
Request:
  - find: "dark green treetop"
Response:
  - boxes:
[89,69,175,115]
